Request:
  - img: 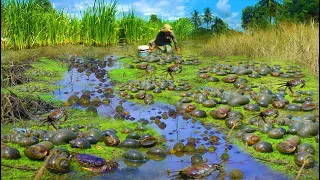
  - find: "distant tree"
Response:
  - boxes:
[287,0,319,22]
[241,5,269,29]
[149,14,161,23]
[241,6,255,29]
[211,17,229,34]
[191,10,202,29]
[35,0,54,12]
[258,0,280,23]
[203,7,214,29]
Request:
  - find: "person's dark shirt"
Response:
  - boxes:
[154,31,179,49]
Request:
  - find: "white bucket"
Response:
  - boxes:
[138,45,149,57]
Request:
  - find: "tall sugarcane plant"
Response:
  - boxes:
[1,0,195,50]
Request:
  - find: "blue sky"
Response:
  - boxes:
[50,0,259,30]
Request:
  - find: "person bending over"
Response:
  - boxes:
[148,24,180,53]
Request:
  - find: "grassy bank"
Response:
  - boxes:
[203,22,319,77]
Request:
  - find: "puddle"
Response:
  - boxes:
[54,55,292,180]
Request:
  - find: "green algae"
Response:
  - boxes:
[1,56,163,180]
[108,54,319,180]
[1,108,163,180]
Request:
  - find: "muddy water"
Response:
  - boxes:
[54,56,291,180]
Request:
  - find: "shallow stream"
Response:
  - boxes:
[54,55,291,180]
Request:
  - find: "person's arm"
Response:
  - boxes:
[170,32,179,50]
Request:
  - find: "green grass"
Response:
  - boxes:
[1,109,163,180]
[2,57,68,100]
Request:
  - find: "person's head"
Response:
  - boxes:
[160,24,173,34]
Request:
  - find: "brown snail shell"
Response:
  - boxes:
[123,149,147,162]
[49,129,77,145]
[301,101,316,111]
[119,138,140,148]
[144,97,153,105]
[1,147,21,159]
[242,133,260,146]
[294,152,314,168]
[173,142,184,152]
[191,153,204,165]
[146,147,167,157]
[70,138,91,149]
[276,140,297,154]
[297,122,319,138]
[210,109,228,119]
[285,135,301,145]
[296,143,315,154]
[182,104,196,113]
[268,128,285,139]
[91,97,101,106]
[86,128,104,142]
[11,133,27,144]
[136,63,148,69]
[17,137,39,147]
[228,169,244,180]
[121,127,133,134]
[139,136,158,148]
[103,135,120,146]
[225,118,242,129]
[38,141,54,151]
[222,74,238,83]
[253,141,273,153]
[272,100,286,109]
[183,145,195,152]
[47,154,70,173]
[24,144,48,160]
[191,109,207,118]
[84,136,98,144]
[135,91,146,99]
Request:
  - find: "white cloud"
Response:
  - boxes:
[216,0,231,15]
[231,12,238,18]
[120,0,188,21]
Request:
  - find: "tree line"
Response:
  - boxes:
[242,0,319,30]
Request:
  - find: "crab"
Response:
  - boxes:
[164,64,182,80]
[40,108,68,130]
[279,78,306,97]
[254,109,279,124]
[71,153,119,172]
[167,162,222,179]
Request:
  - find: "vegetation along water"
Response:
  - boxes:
[1,0,319,180]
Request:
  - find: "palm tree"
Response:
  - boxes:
[211,17,228,34]
[191,10,202,29]
[203,7,214,29]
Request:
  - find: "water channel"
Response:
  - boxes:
[54,55,291,180]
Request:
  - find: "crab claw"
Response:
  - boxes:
[82,166,105,173]
[167,168,171,177]
[82,167,95,172]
